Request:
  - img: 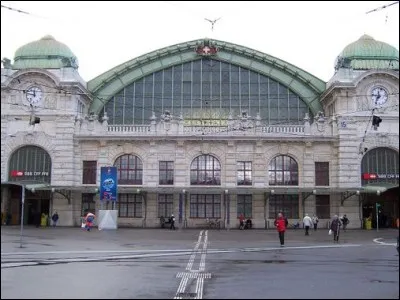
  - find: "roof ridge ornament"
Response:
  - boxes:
[195,39,219,56]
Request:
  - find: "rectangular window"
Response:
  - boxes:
[237,162,252,185]
[158,194,174,217]
[316,195,330,219]
[269,194,299,219]
[237,195,252,218]
[82,193,96,215]
[159,161,174,185]
[82,161,97,184]
[117,194,142,218]
[315,162,329,186]
[190,194,221,218]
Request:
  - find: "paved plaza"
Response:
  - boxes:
[1,226,399,299]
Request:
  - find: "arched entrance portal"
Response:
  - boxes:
[361,147,399,228]
[6,146,52,225]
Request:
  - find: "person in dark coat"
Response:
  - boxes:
[170,214,176,230]
[330,215,342,243]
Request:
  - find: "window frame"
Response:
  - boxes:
[237,161,252,186]
[268,194,299,219]
[268,155,298,186]
[189,194,221,218]
[82,160,97,184]
[159,161,174,185]
[316,195,330,219]
[82,193,96,215]
[158,194,174,218]
[315,162,329,186]
[237,194,252,218]
[117,194,142,218]
[190,155,221,185]
[114,155,143,185]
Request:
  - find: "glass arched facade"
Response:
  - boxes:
[101,59,311,126]
[268,155,298,186]
[190,154,221,185]
[361,147,399,185]
[8,146,52,183]
[114,154,143,185]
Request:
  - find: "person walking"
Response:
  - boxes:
[303,214,313,236]
[330,215,342,243]
[274,213,286,247]
[341,214,349,231]
[51,211,59,227]
[170,214,176,230]
[85,212,95,232]
[312,214,319,231]
[239,213,245,230]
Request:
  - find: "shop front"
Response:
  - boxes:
[361,147,399,228]
[2,145,52,225]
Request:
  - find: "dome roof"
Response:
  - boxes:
[13,35,78,70]
[335,34,399,70]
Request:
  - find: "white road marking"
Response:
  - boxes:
[186,230,203,271]
[373,238,396,246]
[175,230,208,299]
[1,249,195,256]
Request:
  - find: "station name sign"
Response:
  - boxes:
[10,170,50,177]
[362,173,399,180]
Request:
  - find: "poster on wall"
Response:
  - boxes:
[100,167,118,201]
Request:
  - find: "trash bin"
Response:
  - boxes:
[365,218,372,230]
[41,213,48,227]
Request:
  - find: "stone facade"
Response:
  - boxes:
[1,36,399,229]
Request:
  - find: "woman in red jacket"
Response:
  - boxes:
[275,213,286,247]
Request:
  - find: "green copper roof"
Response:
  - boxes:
[88,38,326,115]
[335,35,399,70]
[13,35,79,70]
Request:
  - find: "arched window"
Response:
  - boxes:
[190,155,221,185]
[268,155,298,186]
[100,59,310,126]
[114,154,143,185]
[9,145,52,183]
[361,147,399,185]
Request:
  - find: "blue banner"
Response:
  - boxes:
[179,193,183,223]
[100,167,118,201]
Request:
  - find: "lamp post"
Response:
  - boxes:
[224,190,229,230]
[19,185,25,248]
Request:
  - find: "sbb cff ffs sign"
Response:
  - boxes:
[363,173,399,180]
[10,170,50,177]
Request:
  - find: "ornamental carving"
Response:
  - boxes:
[45,96,57,109]
[194,40,219,56]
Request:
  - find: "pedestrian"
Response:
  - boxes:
[303,214,313,236]
[341,214,349,231]
[330,215,341,243]
[312,214,319,231]
[170,214,176,230]
[51,211,59,227]
[239,213,245,230]
[274,212,286,247]
[85,212,95,232]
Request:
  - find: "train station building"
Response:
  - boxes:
[1,34,398,228]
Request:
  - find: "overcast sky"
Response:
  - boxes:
[1,1,399,82]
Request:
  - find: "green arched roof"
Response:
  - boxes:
[13,35,79,70]
[88,38,326,115]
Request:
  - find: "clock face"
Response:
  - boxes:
[26,87,42,105]
[371,87,388,106]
